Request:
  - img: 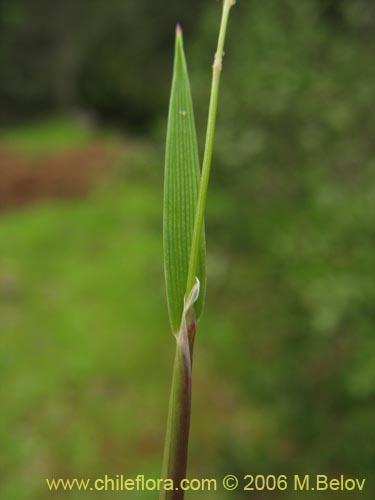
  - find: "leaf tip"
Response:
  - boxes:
[176,23,183,37]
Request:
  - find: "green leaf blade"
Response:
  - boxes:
[163,26,206,334]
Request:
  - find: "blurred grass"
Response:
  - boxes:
[0,125,373,498]
[0,116,94,154]
[0,182,169,499]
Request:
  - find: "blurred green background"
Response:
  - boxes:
[0,0,373,499]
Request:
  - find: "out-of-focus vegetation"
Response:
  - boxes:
[0,117,94,154]
[0,0,373,499]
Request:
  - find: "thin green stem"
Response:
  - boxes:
[186,0,235,297]
[160,333,192,500]
[160,283,198,499]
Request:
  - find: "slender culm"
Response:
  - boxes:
[161,2,235,498]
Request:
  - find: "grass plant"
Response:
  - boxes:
[161,2,236,498]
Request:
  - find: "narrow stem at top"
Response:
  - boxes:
[185,0,235,297]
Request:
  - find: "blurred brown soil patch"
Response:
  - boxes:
[0,144,116,211]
